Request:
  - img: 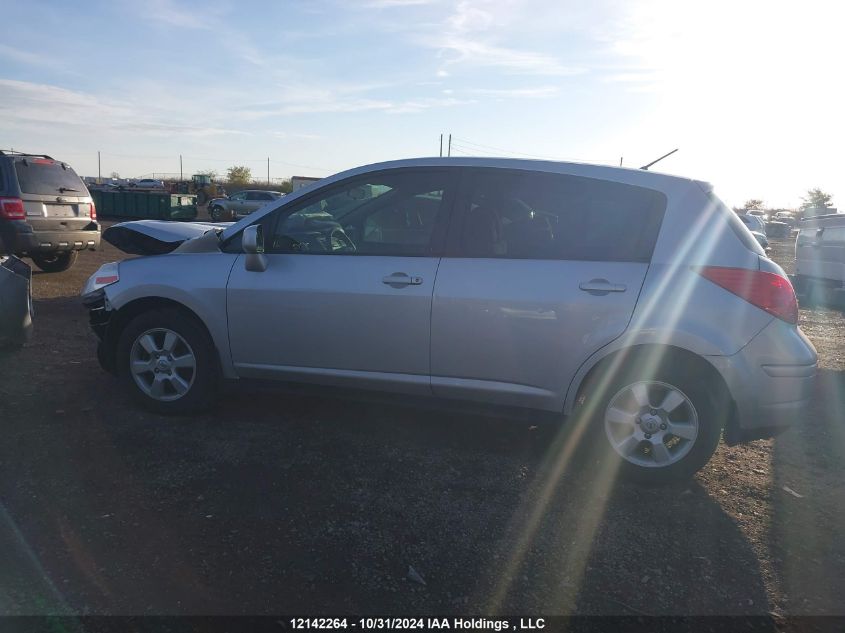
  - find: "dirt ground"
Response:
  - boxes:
[0,221,843,616]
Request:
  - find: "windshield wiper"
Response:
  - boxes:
[58,187,80,193]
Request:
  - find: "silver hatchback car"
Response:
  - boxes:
[82,158,817,483]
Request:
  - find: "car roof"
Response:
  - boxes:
[221,156,706,240]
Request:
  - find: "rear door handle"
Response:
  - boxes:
[382,272,423,288]
[579,279,627,294]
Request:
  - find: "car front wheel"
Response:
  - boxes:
[593,367,724,484]
[117,308,218,414]
[210,205,225,222]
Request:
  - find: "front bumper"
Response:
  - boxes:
[0,220,100,255]
[709,318,818,443]
[82,288,115,373]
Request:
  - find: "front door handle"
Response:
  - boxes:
[382,272,423,288]
[579,279,627,295]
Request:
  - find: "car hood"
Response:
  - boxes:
[103,220,232,255]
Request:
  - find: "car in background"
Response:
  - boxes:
[775,211,797,230]
[0,150,100,272]
[739,213,766,234]
[126,178,165,189]
[0,256,32,349]
[765,219,791,238]
[793,213,845,308]
[208,190,284,222]
[131,178,166,190]
[737,214,770,251]
[82,157,817,484]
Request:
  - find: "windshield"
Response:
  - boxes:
[14,159,88,195]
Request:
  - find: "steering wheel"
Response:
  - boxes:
[329,226,356,252]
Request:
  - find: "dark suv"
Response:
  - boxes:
[0,150,100,272]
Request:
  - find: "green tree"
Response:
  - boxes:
[278,178,293,194]
[227,165,252,185]
[743,199,765,211]
[800,188,834,216]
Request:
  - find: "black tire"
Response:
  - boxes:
[210,205,224,222]
[116,308,218,414]
[31,251,78,273]
[585,361,725,485]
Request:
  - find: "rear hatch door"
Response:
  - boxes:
[13,158,93,228]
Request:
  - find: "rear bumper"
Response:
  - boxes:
[709,319,817,443]
[0,220,100,255]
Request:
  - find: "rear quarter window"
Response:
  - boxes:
[14,159,87,196]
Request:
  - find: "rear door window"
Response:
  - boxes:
[14,159,87,196]
[456,169,666,262]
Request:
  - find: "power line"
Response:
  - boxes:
[451,137,571,161]
[451,136,614,164]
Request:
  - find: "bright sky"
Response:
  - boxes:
[1,0,842,208]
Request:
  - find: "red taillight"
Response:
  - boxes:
[696,266,798,324]
[0,197,26,220]
[89,201,97,220]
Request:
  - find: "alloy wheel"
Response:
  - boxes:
[603,381,699,468]
[129,328,197,401]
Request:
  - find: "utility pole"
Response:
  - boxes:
[448,134,452,157]
[620,156,623,167]
[267,157,270,185]
[97,151,101,183]
[180,154,183,181]
[439,134,443,157]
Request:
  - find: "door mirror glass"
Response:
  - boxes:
[242,224,267,272]
[243,224,264,253]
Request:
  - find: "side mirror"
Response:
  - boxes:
[243,225,267,272]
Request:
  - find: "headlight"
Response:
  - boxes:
[81,261,120,297]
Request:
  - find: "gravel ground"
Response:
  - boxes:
[0,223,843,616]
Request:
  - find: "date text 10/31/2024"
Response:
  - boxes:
[290,618,546,630]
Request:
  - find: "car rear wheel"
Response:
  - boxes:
[117,308,217,414]
[31,251,78,273]
[591,365,724,484]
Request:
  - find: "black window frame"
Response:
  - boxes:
[222,168,459,258]
[443,167,667,263]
